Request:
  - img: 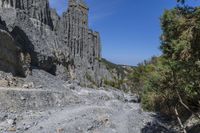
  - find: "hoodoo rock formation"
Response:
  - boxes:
[0,0,110,86]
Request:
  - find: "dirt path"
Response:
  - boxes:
[26,101,152,133]
[0,86,174,133]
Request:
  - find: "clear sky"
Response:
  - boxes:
[49,0,199,66]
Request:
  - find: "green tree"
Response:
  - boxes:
[135,6,200,133]
[177,0,186,4]
[161,7,200,108]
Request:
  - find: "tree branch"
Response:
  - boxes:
[176,89,200,120]
[174,106,187,133]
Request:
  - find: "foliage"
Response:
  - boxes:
[160,7,200,102]
[101,58,134,92]
[85,72,98,87]
[177,0,186,4]
[101,58,127,78]
[104,79,124,89]
[131,6,200,117]
[102,2,200,119]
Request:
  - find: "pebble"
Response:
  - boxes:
[7,119,14,125]
[7,127,16,132]
[57,128,64,133]
[20,96,26,101]
[24,125,31,130]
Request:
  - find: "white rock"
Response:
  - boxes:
[7,119,14,125]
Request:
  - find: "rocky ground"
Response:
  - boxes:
[0,70,176,133]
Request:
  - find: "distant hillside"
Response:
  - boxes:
[101,58,137,93]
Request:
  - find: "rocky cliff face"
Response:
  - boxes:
[0,18,25,77]
[0,0,53,28]
[0,0,109,86]
[56,0,103,85]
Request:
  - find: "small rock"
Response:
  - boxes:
[37,85,43,88]
[73,80,80,86]
[28,82,34,88]
[20,96,26,101]
[33,122,38,126]
[0,114,8,121]
[0,79,9,87]
[22,84,29,88]
[69,85,76,90]
[7,119,14,125]
[24,125,31,130]
[7,127,16,132]
[22,82,34,89]
[57,128,64,133]
[124,94,140,103]
[99,87,104,90]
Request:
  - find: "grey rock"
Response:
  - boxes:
[6,119,14,125]
[185,115,200,133]
[0,113,8,121]
[20,96,26,101]
[0,25,25,77]
[22,82,34,88]
[0,0,111,87]
[124,93,141,103]
[0,69,175,133]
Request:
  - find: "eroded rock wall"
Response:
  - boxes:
[0,19,25,76]
[0,0,53,29]
[0,0,110,86]
[56,0,103,85]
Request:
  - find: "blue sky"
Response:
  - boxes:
[49,0,199,66]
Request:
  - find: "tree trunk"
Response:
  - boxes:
[175,89,200,120]
[174,106,187,133]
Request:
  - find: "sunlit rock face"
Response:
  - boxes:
[0,0,110,86]
[56,0,102,85]
[0,0,53,28]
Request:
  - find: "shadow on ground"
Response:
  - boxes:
[141,113,177,133]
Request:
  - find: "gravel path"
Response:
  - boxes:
[0,70,176,133]
[0,87,175,133]
[27,101,150,133]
